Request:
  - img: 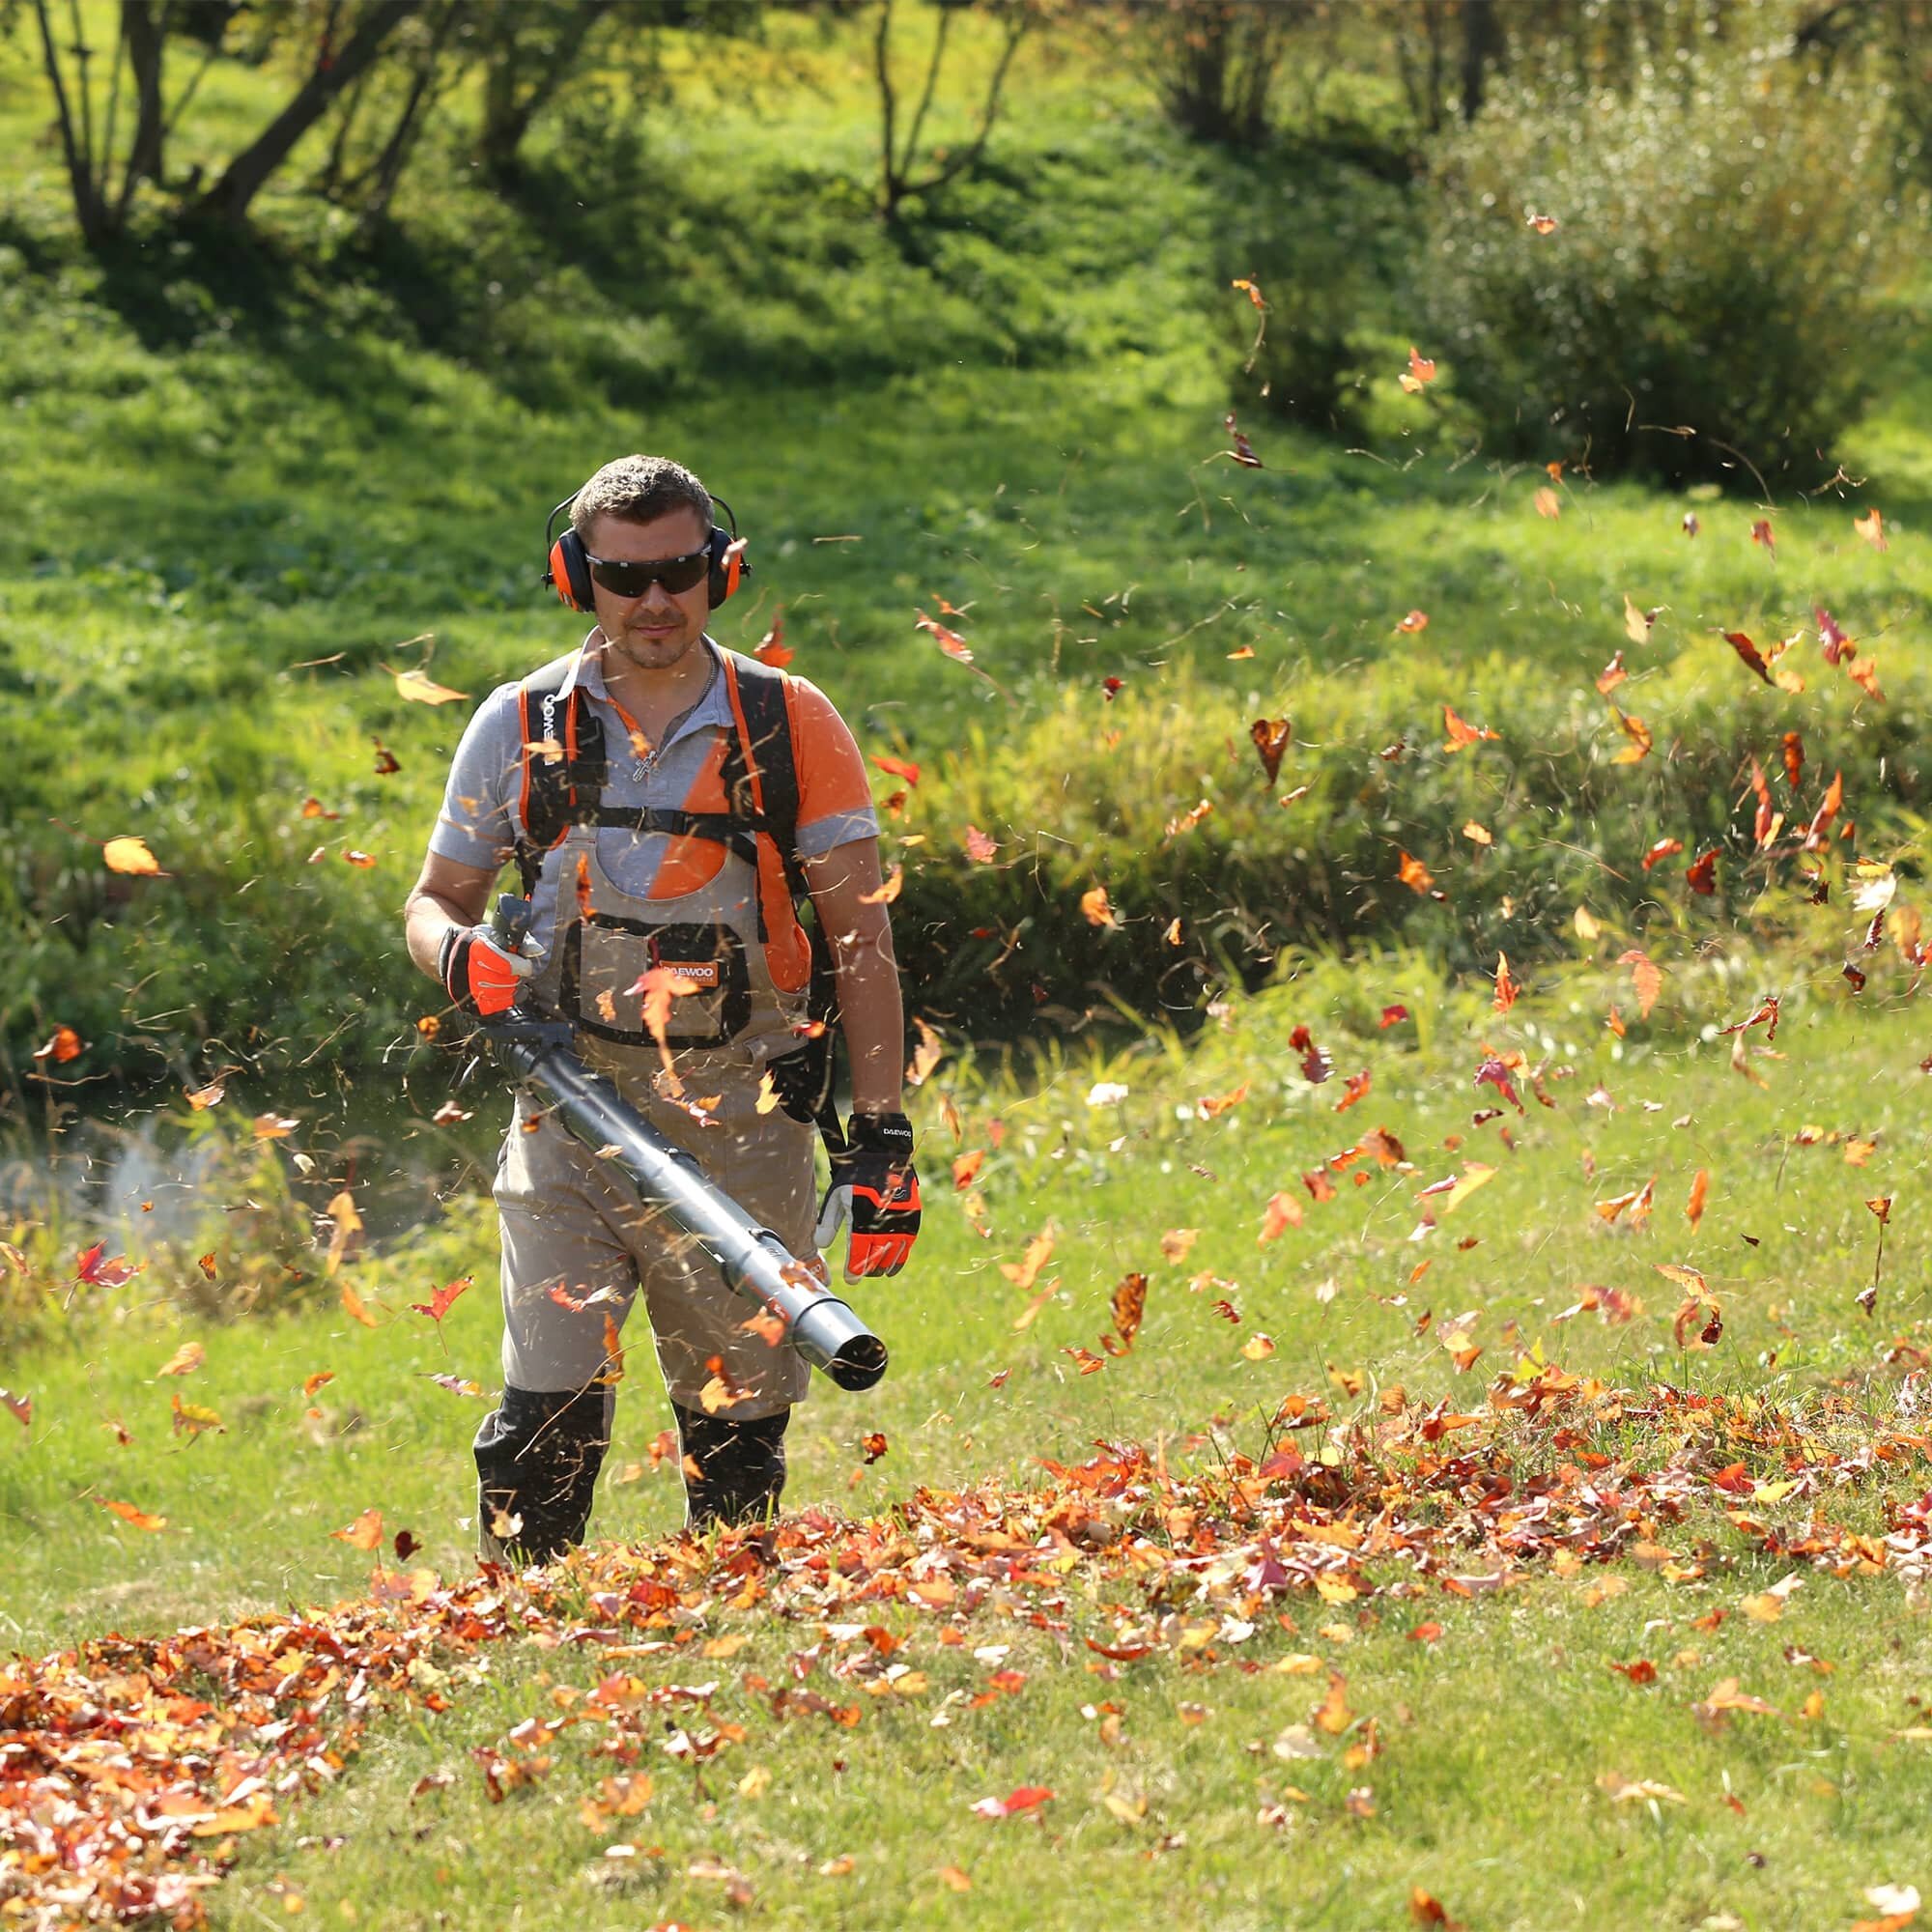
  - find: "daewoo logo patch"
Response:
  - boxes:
[665,962,721,988]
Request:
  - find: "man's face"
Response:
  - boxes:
[585,508,711,674]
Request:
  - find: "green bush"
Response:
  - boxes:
[888,645,1932,1033]
[1217,145,1421,437]
[1418,46,1927,482]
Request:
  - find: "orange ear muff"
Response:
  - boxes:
[724,549,743,599]
[547,537,579,609]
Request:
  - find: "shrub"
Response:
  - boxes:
[888,644,1932,1037]
[1418,44,1927,483]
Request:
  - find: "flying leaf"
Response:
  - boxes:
[1000,1231,1056,1292]
[390,668,469,705]
[156,1341,204,1378]
[1686,1169,1709,1230]
[1259,1192,1303,1242]
[98,1497,166,1532]
[330,1507,384,1550]
[1395,610,1429,634]
[1397,850,1436,895]
[411,1275,473,1324]
[1102,1273,1148,1356]
[915,611,975,662]
[1854,507,1888,551]
[325,1190,362,1277]
[1442,705,1501,753]
[1609,708,1652,763]
[1080,885,1120,929]
[72,1243,142,1290]
[970,1786,1054,1820]
[905,1015,944,1087]
[1623,596,1658,644]
[1250,718,1291,785]
[962,825,998,864]
[1719,629,1773,684]
[103,835,165,876]
[170,1394,224,1437]
[1221,412,1263,467]
[1534,487,1561,519]
[754,607,792,668]
[860,864,903,906]
[871,753,921,788]
[1492,952,1519,1014]
[1398,346,1435,392]
[1618,949,1662,1019]
[340,1280,380,1328]
[1,1388,31,1430]
[32,1025,84,1065]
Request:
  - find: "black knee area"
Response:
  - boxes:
[474,1382,612,1562]
[672,1401,790,1529]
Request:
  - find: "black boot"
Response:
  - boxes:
[672,1401,790,1529]
[473,1383,613,1563]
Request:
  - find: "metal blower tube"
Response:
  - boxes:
[493,1034,889,1394]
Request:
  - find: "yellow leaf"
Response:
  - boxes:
[103,835,164,876]
[325,1190,362,1277]
[339,1280,380,1328]
[390,667,469,705]
[156,1341,205,1378]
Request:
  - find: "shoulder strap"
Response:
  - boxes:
[723,651,803,886]
[515,653,607,893]
[722,651,843,1136]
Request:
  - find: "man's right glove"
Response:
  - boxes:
[814,1111,921,1281]
[438,923,538,1018]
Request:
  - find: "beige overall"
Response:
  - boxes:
[494,775,816,1422]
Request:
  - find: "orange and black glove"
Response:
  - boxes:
[438,923,538,1019]
[814,1111,921,1280]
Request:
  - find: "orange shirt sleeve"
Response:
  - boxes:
[786,675,880,855]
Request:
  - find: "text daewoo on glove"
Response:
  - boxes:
[814,1112,921,1280]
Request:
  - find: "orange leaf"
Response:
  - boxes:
[962,825,998,864]
[860,863,903,906]
[1854,507,1888,551]
[329,1507,384,1550]
[1609,708,1653,763]
[915,611,975,662]
[1618,949,1662,1020]
[1250,717,1291,785]
[1000,1231,1056,1292]
[871,753,921,788]
[1493,952,1519,1014]
[754,606,792,668]
[1259,1192,1303,1243]
[1080,884,1119,929]
[1686,1169,1709,1230]
[1442,705,1500,753]
[1398,346,1435,391]
[33,1024,84,1065]
[99,1497,166,1532]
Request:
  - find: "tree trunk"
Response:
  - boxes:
[1461,0,1494,121]
[194,0,420,226]
[118,0,167,214]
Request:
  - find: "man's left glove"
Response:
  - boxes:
[438,922,538,1018]
[814,1111,921,1281]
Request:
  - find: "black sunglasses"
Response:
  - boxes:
[583,545,712,598]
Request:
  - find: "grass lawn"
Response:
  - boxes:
[7,955,1932,1928]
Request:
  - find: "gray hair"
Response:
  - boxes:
[570,455,713,542]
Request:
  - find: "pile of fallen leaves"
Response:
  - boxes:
[6,1373,1931,1926]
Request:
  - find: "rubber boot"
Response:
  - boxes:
[672,1401,790,1530]
[473,1382,613,1564]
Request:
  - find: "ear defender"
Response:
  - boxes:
[543,486,752,612]
[543,495,596,612]
[706,494,750,608]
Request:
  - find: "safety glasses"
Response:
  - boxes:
[583,545,711,598]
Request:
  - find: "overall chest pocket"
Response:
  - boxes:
[563,916,753,1048]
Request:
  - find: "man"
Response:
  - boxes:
[402,453,921,1563]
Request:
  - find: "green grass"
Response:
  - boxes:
[8,962,1932,1927]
